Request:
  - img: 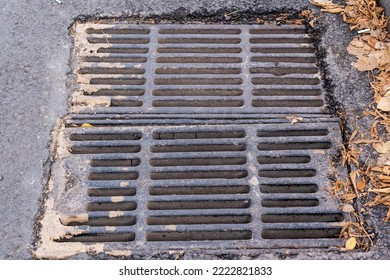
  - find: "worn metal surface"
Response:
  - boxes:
[36,120,345,258]
[72,23,325,115]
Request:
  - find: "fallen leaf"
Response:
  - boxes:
[342,193,357,201]
[81,123,93,128]
[378,153,390,167]
[345,237,357,250]
[342,204,355,213]
[377,96,390,112]
[373,141,390,154]
[369,188,390,194]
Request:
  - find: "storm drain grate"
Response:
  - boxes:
[36,120,345,257]
[36,22,347,258]
[72,23,325,115]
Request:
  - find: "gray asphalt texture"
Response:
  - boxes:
[0,0,389,259]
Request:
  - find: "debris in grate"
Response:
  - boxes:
[71,23,325,115]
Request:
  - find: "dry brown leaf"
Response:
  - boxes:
[373,141,390,154]
[310,0,345,13]
[342,193,357,201]
[369,188,390,194]
[345,237,357,250]
[377,96,390,112]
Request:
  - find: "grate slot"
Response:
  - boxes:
[69,145,141,154]
[88,188,137,197]
[249,37,312,44]
[86,28,150,34]
[78,68,145,75]
[249,27,305,35]
[69,133,142,141]
[153,130,246,140]
[58,233,135,243]
[151,144,247,153]
[148,200,250,210]
[251,56,316,63]
[87,201,137,211]
[250,47,315,53]
[90,78,146,85]
[88,171,139,181]
[252,88,321,96]
[257,156,310,164]
[159,28,241,35]
[154,78,243,85]
[257,129,328,137]
[97,47,149,53]
[257,142,332,150]
[155,68,242,75]
[261,228,340,239]
[157,47,242,53]
[260,184,318,194]
[152,100,244,107]
[251,77,320,86]
[148,215,251,225]
[261,199,319,208]
[83,56,147,63]
[250,67,318,75]
[88,38,150,44]
[146,230,252,241]
[150,157,246,167]
[252,99,323,107]
[258,169,317,178]
[90,89,145,96]
[90,158,140,167]
[261,213,343,223]
[158,38,241,44]
[65,216,137,226]
[149,185,250,195]
[155,57,242,63]
[153,88,243,96]
[151,170,248,180]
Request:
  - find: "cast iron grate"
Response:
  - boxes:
[72,23,325,115]
[36,120,345,256]
[36,22,347,258]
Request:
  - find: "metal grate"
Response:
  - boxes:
[40,120,344,255]
[36,22,347,258]
[72,23,325,115]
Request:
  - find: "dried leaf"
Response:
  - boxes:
[342,193,357,201]
[369,188,390,194]
[377,96,390,112]
[373,141,390,154]
[345,237,357,250]
[310,0,345,13]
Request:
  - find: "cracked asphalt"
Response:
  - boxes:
[0,0,389,259]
